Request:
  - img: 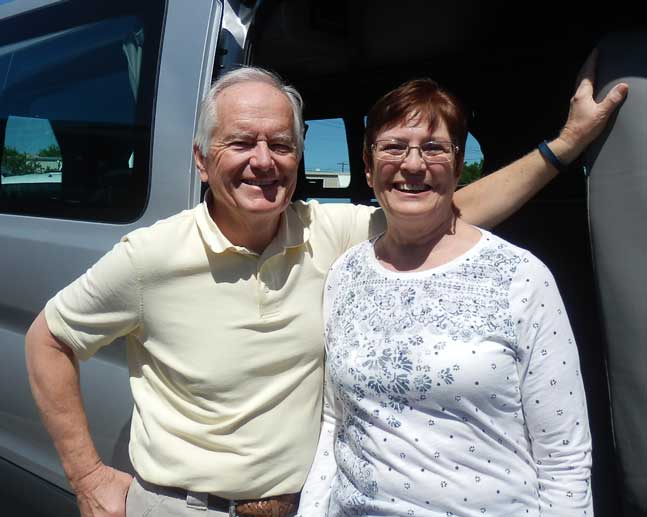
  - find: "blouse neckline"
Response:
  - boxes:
[368,227,489,278]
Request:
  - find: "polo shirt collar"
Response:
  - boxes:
[195,192,310,255]
[276,202,310,250]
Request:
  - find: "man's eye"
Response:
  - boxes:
[228,141,254,151]
[269,143,294,155]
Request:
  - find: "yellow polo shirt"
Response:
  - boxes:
[44,199,384,499]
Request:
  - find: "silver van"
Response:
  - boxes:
[1,1,645,515]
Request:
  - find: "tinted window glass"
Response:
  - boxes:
[2,116,61,185]
[0,0,165,222]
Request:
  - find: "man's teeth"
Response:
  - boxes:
[395,183,430,192]
[244,179,276,186]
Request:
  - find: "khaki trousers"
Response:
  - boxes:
[126,476,230,516]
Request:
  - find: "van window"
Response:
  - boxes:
[459,133,483,187]
[304,118,351,190]
[0,0,165,222]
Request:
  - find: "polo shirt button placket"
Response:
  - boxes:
[259,263,269,296]
[260,282,271,316]
[259,259,282,316]
[257,266,269,315]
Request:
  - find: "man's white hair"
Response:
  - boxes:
[193,66,305,158]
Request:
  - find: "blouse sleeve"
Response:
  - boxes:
[296,369,340,516]
[512,255,593,516]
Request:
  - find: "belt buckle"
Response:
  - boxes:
[229,499,237,517]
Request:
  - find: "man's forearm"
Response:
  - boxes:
[25,311,102,491]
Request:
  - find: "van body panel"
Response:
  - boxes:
[0,0,224,498]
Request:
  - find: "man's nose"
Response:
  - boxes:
[250,141,273,170]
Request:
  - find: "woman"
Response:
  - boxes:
[298,79,592,516]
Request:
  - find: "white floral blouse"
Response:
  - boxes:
[297,229,593,516]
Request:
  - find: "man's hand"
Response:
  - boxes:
[557,49,629,160]
[74,464,133,517]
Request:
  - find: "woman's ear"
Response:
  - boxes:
[454,157,463,180]
[363,151,374,188]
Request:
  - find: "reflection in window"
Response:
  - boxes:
[1,116,62,184]
[304,118,351,189]
[0,0,164,222]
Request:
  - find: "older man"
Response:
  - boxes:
[25,63,626,517]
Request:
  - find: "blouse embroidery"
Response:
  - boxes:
[297,230,592,517]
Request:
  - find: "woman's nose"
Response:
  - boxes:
[401,146,425,171]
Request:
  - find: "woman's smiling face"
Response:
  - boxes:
[365,115,460,223]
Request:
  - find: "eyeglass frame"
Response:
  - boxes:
[370,138,460,163]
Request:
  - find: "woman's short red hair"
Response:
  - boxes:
[364,78,467,173]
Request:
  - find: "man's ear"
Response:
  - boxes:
[193,145,209,182]
[363,151,373,188]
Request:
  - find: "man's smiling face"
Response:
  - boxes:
[195,81,299,229]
